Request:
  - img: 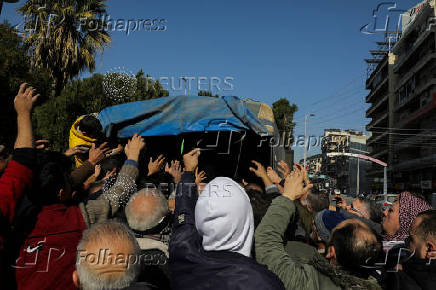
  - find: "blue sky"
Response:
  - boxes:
[1,0,420,161]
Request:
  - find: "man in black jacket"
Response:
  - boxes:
[169,149,284,290]
[385,209,436,290]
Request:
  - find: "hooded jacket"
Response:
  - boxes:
[195,177,254,257]
[169,172,284,290]
[69,116,98,168]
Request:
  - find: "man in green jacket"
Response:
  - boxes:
[255,165,382,290]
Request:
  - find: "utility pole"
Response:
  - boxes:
[356,157,360,196]
[303,113,315,167]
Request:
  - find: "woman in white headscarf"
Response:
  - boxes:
[169,149,284,290]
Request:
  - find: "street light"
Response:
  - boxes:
[181,77,188,96]
[0,0,19,17]
[303,113,315,167]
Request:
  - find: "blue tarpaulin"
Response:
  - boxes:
[98,95,272,138]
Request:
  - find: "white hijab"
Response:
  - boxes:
[195,177,254,257]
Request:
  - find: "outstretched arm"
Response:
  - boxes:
[99,135,144,215]
[169,149,204,288]
[0,84,38,225]
[255,167,318,290]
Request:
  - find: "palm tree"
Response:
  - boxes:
[19,0,111,97]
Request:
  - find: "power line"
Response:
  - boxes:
[369,126,436,131]
[307,73,366,107]
[369,130,436,137]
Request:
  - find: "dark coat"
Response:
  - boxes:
[169,172,284,290]
[385,258,436,290]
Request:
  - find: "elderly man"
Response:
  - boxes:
[125,189,171,289]
[336,195,383,234]
[74,221,152,290]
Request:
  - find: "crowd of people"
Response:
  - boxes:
[0,83,435,290]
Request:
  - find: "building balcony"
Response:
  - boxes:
[366,94,388,118]
[366,112,388,131]
[396,95,436,128]
[367,131,388,146]
[394,30,435,73]
[393,128,436,151]
[366,58,388,90]
[366,78,388,103]
[391,153,436,171]
[372,148,389,160]
[395,79,436,112]
[395,52,436,91]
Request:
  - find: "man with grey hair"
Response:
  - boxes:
[125,188,169,233]
[73,220,153,290]
[124,188,171,289]
[337,196,382,234]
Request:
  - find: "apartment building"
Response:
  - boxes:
[365,0,436,194]
[321,129,371,196]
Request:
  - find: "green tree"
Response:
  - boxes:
[19,0,112,97]
[272,98,298,147]
[133,70,169,101]
[198,90,219,98]
[0,21,51,147]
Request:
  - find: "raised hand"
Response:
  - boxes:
[267,166,281,184]
[88,142,111,165]
[14,83,39,115]
[93,164,102,178]
[64,146,88,157]
[249,160,267,178]
[195,168,207,185]
[249,160,273,187]
[293,163,313,200]
[282,165,312,201]
[165,160,182,183]
[124,134,146,162]
[103,168,117,181]
[14,83,39,149]
[277,160,291,178]
[148,154,166,176]
[183,148,200,172]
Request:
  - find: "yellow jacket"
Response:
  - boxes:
[69,116,97,167]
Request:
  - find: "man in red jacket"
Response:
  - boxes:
[0,84,38,284]
[1,84,146,289]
